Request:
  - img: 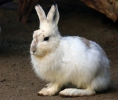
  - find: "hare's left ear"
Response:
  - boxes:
[35,4,46,25]
[47,4,59,25]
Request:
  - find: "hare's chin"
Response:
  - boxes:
[34,51,46,57]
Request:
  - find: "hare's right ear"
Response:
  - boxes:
[35,4,46,25]
[47,4,59,25]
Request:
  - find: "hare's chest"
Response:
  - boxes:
[32,58,60,81]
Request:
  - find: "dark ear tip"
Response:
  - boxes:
[52,1,57,6]
[35,2,40,6]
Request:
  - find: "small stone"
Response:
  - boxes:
[30,82,34,85]
[0,79,6,82]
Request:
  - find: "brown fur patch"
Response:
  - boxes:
[81,37,90,47]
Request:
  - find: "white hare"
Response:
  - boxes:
[30,4,110,96]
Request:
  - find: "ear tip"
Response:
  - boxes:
[35,2,42,9]
[35,4,41,10]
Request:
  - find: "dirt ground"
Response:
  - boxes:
[0,4,118,100]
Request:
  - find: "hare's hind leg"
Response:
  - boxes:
[59,88,96,97]
[38,83,62,96]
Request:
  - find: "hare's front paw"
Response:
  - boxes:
[38,83,61,96]
[38,87,56,96]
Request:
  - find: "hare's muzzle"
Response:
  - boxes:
[31,45,36,54]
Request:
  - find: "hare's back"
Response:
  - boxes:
[60,36,109,68]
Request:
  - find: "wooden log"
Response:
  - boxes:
[18,0,39,24]
[81,0,118,22]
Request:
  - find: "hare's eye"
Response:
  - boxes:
[44,37,49,41]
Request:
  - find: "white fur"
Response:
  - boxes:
[30,4,110,96]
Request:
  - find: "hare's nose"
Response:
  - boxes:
[32,50,36,54]
[31,46,36,54]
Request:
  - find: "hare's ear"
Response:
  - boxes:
[35,4,46,24]
[47,4,59,25]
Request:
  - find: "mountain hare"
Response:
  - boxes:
[30,3,110,96]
